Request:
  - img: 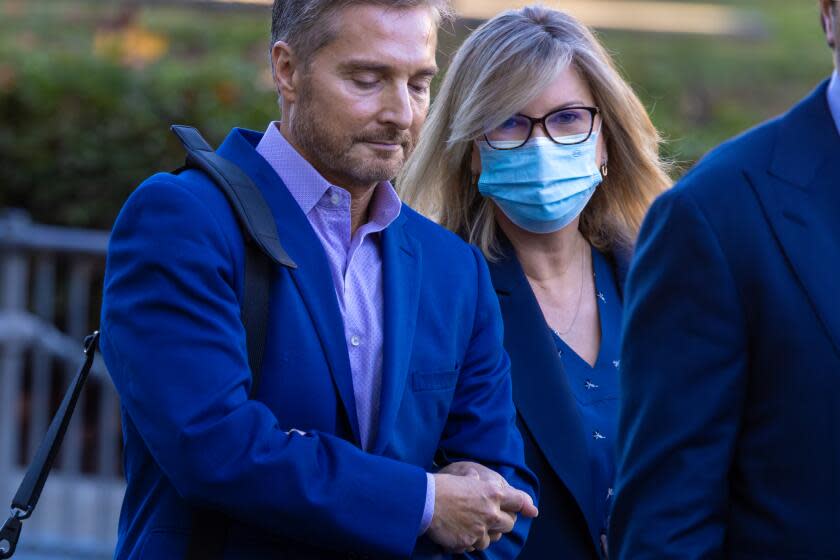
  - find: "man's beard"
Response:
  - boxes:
[290,90,415,188]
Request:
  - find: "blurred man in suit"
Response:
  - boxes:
[100,1,537,558]
[610,1,840,558]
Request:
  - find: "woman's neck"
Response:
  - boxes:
[498,211,588,284]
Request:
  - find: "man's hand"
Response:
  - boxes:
[427,471,538,554]
[438,461,523,545]
[439,461,508,487]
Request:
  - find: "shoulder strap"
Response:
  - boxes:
[170,125,297,271]
[169,125,295,391]
[0,126,292,560]
[169,125,294,560]
[0,333,100,559]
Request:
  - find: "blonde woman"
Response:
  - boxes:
[400,6,670,558]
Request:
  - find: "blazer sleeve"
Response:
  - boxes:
[428,245,539,560]
[100,178,428,559]
[609,187,748,559]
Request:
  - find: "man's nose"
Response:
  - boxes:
[379,82,413,130]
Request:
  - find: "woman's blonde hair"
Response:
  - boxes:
[399,5,671,259]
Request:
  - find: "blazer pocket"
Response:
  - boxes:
[412,369,459,392]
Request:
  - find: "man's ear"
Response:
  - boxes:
[822,2,836,48]
[271,41,300,103]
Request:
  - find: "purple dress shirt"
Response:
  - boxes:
[829,71,840,136]
[256,123,435,534]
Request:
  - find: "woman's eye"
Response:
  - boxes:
[499,118,520,130]
[555,112,577,124]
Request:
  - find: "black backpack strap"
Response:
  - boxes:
[182,242,271,560]
[169,125,294,560]
[170,125,297,271]
[170,124,294,389]
[0,126,290,560]
[0,332,100,559]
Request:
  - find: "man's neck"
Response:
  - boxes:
[349,185,377,234]
[278,122,377,235]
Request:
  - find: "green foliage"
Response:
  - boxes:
[0,1,277,228]
[599,0,833,172]
[0,0,834,229]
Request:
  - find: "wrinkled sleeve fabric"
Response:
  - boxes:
[609,187,748,560]
[100,178,427,558]
[429,245,539,559]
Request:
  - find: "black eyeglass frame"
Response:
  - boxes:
[483,106,601,150]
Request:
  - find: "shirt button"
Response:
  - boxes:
[330,192,341,205]
[350,335,361,347]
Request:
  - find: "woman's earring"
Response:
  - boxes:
[600,161,609,177]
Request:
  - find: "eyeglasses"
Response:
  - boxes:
[483,106,600,150]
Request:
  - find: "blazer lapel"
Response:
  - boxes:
[489,248,599,543]
[372,212,422,453]
[217,129,361,445]
[752,81,840,357]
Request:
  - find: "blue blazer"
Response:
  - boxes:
[488,242,628,560]
[100,128,537,560]
[610,81,840,559]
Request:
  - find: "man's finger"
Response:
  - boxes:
[488,510,516,534]
[499,487,539,518]
[473,532,492,551]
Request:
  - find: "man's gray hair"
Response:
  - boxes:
[271,0,454,64]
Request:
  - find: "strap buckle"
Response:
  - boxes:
[0,507,31,559]
[83,331,100,356]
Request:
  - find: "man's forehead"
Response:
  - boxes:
[323,4,438,65]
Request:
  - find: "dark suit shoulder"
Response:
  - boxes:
[673,114,781,204]
[652,112,790,262]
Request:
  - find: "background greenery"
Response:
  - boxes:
[0,0,833,229]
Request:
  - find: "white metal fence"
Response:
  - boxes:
[0,210,121,560]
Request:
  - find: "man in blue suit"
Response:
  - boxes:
[610,2,840,558]
[99,1,537,558]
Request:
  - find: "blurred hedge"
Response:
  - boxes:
[0,0,834,230]
[0,1,278,229]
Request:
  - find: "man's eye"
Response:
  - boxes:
[352,78,378,89]
[410,82,431,94]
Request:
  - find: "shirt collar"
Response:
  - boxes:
[255,122,402,229]
[256,122,331,215]
[829,71,840,137]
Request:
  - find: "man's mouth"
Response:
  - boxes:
[362,140,403,152]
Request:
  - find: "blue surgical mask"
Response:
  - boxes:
[477,132,603,234]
